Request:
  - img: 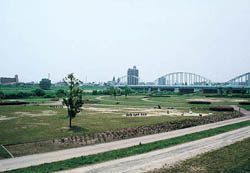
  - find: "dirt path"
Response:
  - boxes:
[0,106,249,172]
[141,98,162,103]
[60,126,250,173]
[40,99,63,106]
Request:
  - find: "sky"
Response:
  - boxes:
[0,0,250,83]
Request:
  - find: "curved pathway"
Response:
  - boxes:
[0,107,249,172]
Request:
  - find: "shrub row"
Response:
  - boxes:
[0,101,29,106]
[209,106,234,112]
[238,102,250,105]
[188,101,211,104]
[46,112,242,146]
[0,89,60,99]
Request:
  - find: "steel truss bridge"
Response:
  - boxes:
[227,72,250,86]
[116,72,250,90]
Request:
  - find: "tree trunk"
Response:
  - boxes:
[69,116,72,128]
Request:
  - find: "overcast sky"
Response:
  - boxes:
[0,0,249,83]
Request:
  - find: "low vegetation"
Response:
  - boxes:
[188,101,211,104]
[209,106,234,112]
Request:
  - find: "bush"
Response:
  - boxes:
[0,101,29,105]
[238,102,250,105]
[3,92,33,99]
[209,106,234,112]
[56,89,67,97]
[43,92,56,98]
[188,101,211,104]
[33,89,46,97]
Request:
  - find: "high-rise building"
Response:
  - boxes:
[127,66,139,85]
[158,77,166,85]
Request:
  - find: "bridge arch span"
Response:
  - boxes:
[155,72,212,86]
[227,72,250,86]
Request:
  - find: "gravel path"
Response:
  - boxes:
[60,126,250,173]
[0,106,249,172]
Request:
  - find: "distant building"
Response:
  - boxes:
[158,77,166,85]
[55,81,65,86]
[146,82,155,85]
[0,75,19,85]
[127,66,139,85]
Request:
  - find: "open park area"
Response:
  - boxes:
[1,84,250,172]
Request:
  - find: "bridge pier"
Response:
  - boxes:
[148,88,151,92]
[217,88,223,95]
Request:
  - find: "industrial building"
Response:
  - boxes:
[0,75,19,85]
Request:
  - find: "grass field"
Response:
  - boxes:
[152,136,250,173]
[98,95,249,108]
[0,105,194,145]
[5,120,250,173]
[0,94,247,159]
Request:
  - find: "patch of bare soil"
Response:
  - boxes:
[0,116,16,121]
[84,107,211,117]
[187,98,247,103]
[14,110,57,117]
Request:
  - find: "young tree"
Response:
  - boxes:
[39,78,51,90]
[63,73,83,128]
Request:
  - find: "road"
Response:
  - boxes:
[0,106,249,172]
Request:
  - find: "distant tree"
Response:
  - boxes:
[226,87,233,95]
[33,88,46,96]
[39,78,51,90]
[56,89,66,97]
[92,90,98,95]
[0,91,4,99]
[63,73,83,128]
[240,88,246,95]
[113,87,117,98]
[124,86,131,98]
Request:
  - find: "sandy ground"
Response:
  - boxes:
[0,116,16,121]
[84,107,211,117]
[14,110,57,117]
[0,106,249,172]
[187,98,247,103]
